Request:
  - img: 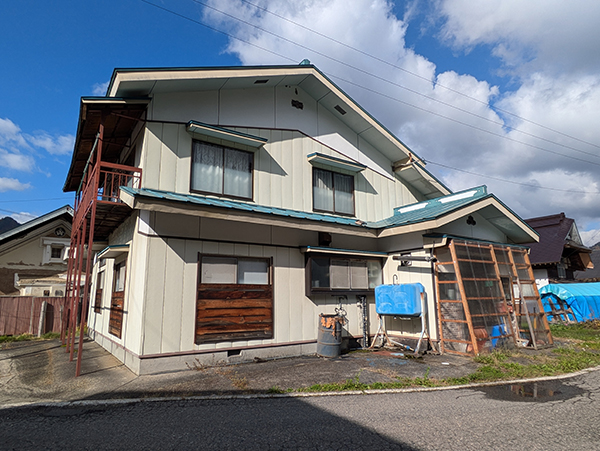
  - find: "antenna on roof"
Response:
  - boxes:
[299,59,311,66]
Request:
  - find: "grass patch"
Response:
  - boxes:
[0,331,60,344]
[550,321,600,343]
[274,323,600,395]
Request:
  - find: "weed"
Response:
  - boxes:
[0,332,59,344]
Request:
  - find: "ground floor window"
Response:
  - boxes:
[306,256,382,295]
[94,271,104,314]
[109,261,126,338]
[195,255,273,344]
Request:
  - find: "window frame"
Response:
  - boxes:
[94,270,105,314]
[190,139,255,201]
[199,255,272,285]
[305,255,383,296]
[312,167,355,216]
[195,253,274,344]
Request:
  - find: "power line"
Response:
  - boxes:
[0,197,72,204]
[426,160,600,195]
[142,0,600,167]
[140,0,297,64]
[193,0,600,159]
[0,207,38,217]
[141,0,600,196]
[238,0,600,151]
[328,74,600,166]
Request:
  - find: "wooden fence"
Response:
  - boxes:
[0,296,65,336]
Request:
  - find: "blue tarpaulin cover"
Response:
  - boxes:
[539,283,600,322]
[375,283,425,316]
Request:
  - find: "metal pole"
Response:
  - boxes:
[70,219,86,361]
[75,120,103,377]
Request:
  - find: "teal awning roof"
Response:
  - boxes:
[119,185,535,242]
[120,187,367,228]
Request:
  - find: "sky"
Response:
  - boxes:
[1,0,600,245]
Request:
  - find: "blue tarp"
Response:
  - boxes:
[539,283,600,322]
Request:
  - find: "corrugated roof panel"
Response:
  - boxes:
[121,186,500,231]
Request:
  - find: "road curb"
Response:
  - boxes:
[2,363,599,411]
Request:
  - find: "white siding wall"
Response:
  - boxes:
[140,123,418,223]
[144,88,423,223]
[132,212,384,357]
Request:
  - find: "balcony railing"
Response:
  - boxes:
[75,162,142,228]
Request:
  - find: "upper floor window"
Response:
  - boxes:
[191,140,253,200]
[313,168,354,215]
[41,237,70,265]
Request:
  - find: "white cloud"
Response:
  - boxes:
[8,211,38,224]
[0,118,29,149]
[27,132,75,156]
[0,117,74,180]
[201,0,600,232]
[92,81,109,96]
[437,0,600,76]
[0,149,35,171]
[581,229,600,247]
[0,177,30,192]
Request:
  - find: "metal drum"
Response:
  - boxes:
[317,314,342,358]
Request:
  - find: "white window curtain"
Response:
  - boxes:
[313,168,334,211]
[224,148,252,198]
[334,173,354,215]
[192,141,223,194]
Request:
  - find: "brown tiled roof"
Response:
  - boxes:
[524,213,575,265]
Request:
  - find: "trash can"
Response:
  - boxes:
[317,313,342,357]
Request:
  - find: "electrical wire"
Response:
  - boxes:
[426,160,600,195]
[142,0,600,167]
[0,197,72,203]
[193,0,600,159]
[140,0,600,195]
[237,0,600,151]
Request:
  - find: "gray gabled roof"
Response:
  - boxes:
[0,205,73,246]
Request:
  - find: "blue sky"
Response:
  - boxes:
[2,1,600,244]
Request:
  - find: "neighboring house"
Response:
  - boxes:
[575,243,600,282]
[0,206,73,296]
[63,64,549,375]
[524,213,593,288]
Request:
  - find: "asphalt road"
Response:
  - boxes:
[2,370,599,451]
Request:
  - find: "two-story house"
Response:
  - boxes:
[0,206,72,296]
[63,64,551,375]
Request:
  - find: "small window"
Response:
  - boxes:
[94,271,105,314]
[114,262,126,292]
[308,256,381,294]
[312,168,354,215]
[201,256,269,285]
[50,246,63,260]
[191,140,253,199]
